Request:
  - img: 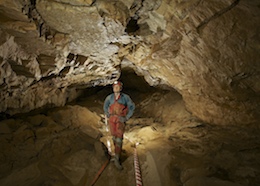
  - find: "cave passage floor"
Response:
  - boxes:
[0,89,259,186]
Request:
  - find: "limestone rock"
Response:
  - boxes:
[0,0,259,126]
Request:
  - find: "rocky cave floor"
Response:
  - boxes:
[0,87,259,186]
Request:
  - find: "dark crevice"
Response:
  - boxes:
[38,74,59,82]
[125,17,140,33]
[197,0,240,34]
[30,0,36,7]
[67,53,75,63]
[22,1,61,40]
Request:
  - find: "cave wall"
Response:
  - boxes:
[0,0,259,125]
[125,0,260,125]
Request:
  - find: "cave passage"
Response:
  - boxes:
[0,70,259,186]
[0,0,259,185]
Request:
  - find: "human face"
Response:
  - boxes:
[113,84,121,93]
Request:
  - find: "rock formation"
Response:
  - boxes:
[0,0,259,125]
[1,1,260,185]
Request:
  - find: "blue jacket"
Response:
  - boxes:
[103,93,135,120]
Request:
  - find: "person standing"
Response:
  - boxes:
[103,81,135,170]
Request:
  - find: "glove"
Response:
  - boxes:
[119,116,127,123]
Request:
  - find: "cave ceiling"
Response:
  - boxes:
[0,0,259,125]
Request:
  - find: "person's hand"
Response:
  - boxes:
[119,116,127,123]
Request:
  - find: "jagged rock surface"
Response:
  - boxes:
[0,0,259,125]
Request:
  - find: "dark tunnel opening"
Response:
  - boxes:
[1,68,181,121]
[76,67,181,104]
[125,17,140,34]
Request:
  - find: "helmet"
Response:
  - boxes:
[113,81,123,87]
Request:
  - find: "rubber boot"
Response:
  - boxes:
[114,154,123,170]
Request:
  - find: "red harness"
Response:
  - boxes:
[109,97,128,117]
[108,95,128,138]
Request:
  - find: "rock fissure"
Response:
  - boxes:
[197,0,240,33]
